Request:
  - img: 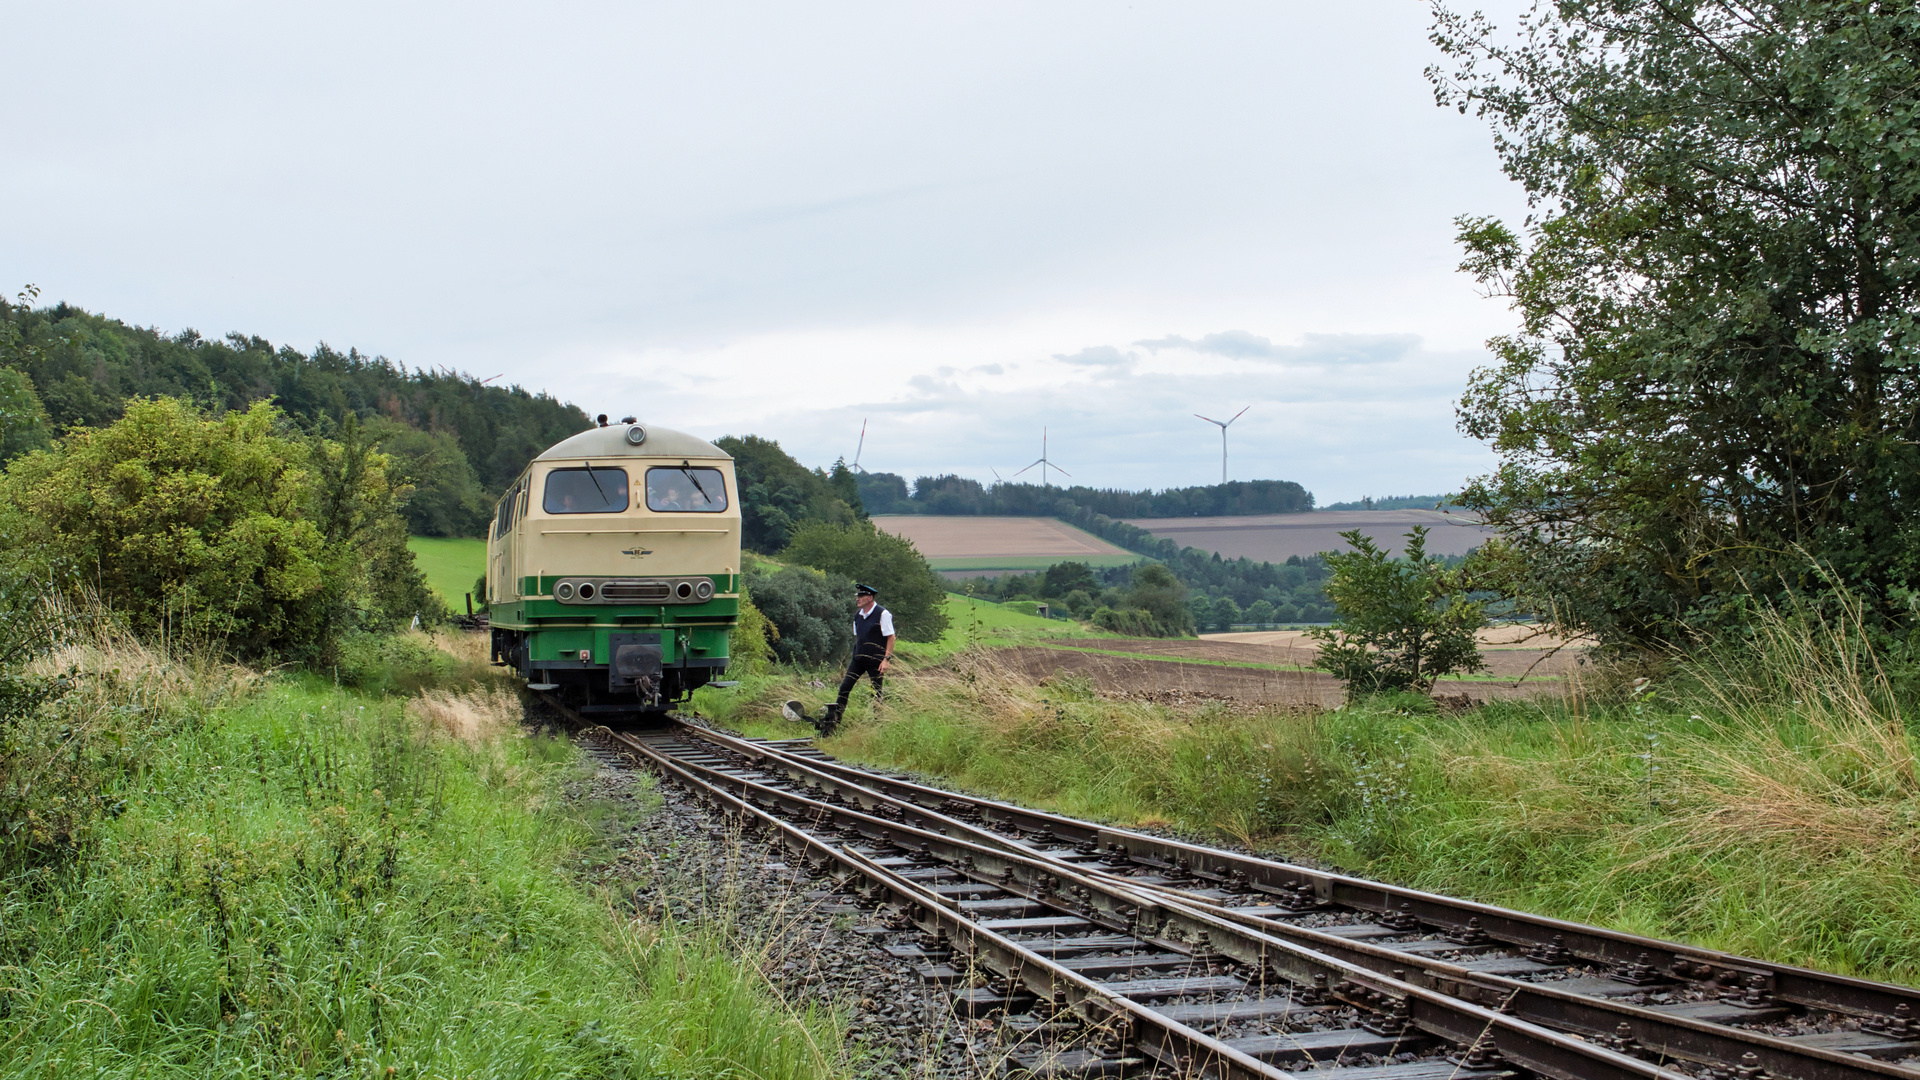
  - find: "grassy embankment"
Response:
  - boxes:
[407,535,488,609]
[722,606,1920,985]
[1,625,848,1079]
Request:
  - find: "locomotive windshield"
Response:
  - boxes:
[544,466,629,514]
[646,467,728,512]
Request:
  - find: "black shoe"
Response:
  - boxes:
[818,703,844,736]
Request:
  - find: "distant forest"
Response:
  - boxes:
[0,294,588,536]
[1318,494,1464,511]
[857,472,1313,517]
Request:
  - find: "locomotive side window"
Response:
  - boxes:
[543,466,629,514]
[646,467,727,512]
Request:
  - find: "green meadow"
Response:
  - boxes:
[407,536,488,607]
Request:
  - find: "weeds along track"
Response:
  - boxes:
[550,701,1920,1080]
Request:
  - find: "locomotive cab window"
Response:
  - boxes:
[646,466,727,512]
[543,466,629,514]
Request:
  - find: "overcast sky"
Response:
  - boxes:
[2,1,1530,503]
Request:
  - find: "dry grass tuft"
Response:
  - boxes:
[409,685,525,747]
[28,591,264,713]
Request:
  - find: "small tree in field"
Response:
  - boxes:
[1308,527,1485,696]
[1245,599,1276,628]
[1212,597,1242,632]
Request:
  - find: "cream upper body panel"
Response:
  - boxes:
[534,424,732,463]
[517,424,740,583]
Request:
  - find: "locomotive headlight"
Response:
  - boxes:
[578,582,597,600]
[674,581,694,600]
[556,582,575,600]
[694,579,713,600]
[625,424,647,445]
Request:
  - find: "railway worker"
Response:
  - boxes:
[820,583,893,734]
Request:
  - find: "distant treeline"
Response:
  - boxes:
[1319,494,1464,511]
[0,295,589,537]
[967,551,1338,625]
[858,473,1313,518]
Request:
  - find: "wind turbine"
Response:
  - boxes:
[850,419,869,473]
[1195,406,1250,484]
[1012,428,1072,488]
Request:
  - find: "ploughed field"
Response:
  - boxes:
[990,624,1580,707]
[1122,508,1497,561]
[872,514,1137,574]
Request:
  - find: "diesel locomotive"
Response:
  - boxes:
[486,419,741,712]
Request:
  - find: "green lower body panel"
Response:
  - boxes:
[489,607,737,712]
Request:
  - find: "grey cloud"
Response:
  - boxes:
[1134,330,1420,365]
[969,363,1004,375]
[1291,333,1421,365]
[1135,329,1278,358]
[905,373,965,399]
[1053,345,1133,366]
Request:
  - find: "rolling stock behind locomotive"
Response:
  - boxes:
[486,421,741,712]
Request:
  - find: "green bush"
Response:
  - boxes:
[743,562,854,666]
[0,398,437,660]
[729,592,777,673]
[779,521,950,641]
[1087,607,1141,635]
[1093,564,1192,638]
[1309,527,1485,695]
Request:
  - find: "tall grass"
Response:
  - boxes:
[0,623,848,1079]
[823,608,1920,984]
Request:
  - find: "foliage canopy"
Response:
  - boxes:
[0,294,588,533]
[1433,1,1920,646]
[716,435,864,553]
[780,522,951,642]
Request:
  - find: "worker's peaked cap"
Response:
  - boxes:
[854,583,878,597]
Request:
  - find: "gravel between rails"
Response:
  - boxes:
[563,729,1030,1078]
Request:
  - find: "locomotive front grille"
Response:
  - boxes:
[600,580,672,602]
[554,577,717,604]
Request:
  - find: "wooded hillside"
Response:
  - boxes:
[0,293,588,536]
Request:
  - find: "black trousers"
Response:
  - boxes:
[835,655,884,708]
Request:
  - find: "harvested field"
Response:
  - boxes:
[993,645,1555,706]
[992,624,1580,706]
[1123,508,1498,560]
[1199,624,1587,680]
[872,514,1133,570]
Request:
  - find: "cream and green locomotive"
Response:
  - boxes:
[486,421,740,713]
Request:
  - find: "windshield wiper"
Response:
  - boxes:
[583,461,612,505]
[678,463,714,507]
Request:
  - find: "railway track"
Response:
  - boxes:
[546,699,1920,1080]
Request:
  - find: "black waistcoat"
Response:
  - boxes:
[853,604,891,661]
